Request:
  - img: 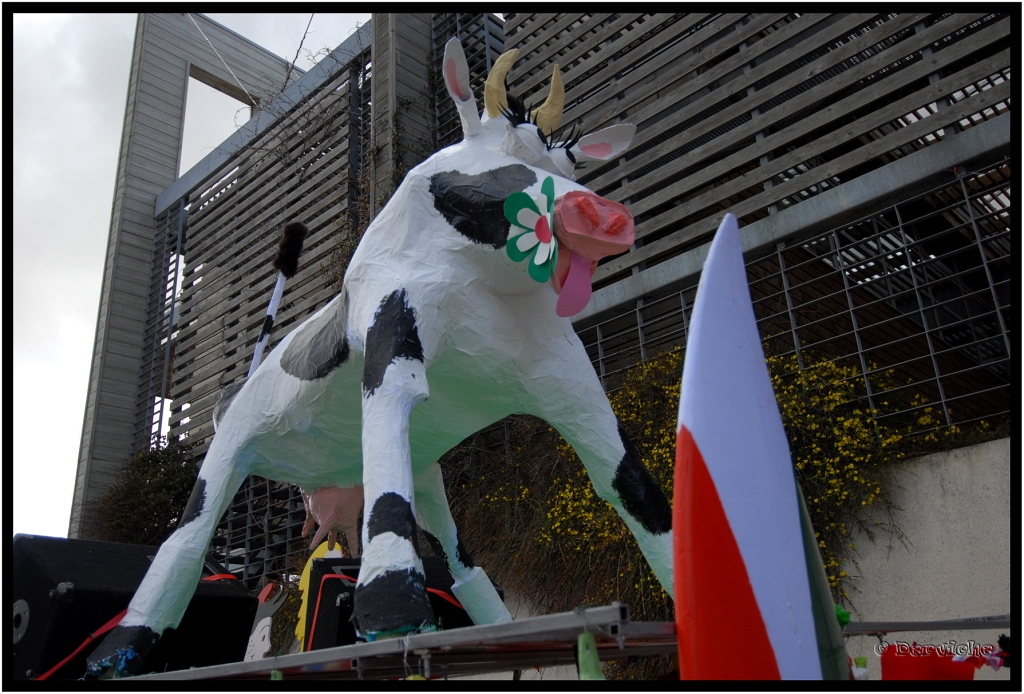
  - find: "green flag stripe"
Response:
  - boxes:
[797,488,851,680]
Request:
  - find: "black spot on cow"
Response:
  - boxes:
[212,379,246,431]
[611,422,672,535]
[423,530,447,563]
[178,477,206,528]
[280,289,350,381]
[351,568,435,634]
[367,492,418,547]
[429,164,537,248]
[256,314,274,345]
[362,290,424,396]
[422,530,475,570]
[455,538,475,569]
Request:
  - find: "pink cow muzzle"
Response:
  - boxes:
[551,192,635,317]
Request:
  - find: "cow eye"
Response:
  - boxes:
[515,125,545,158]
[548,123,583,152]
[549,147,576,179]
[502,124,544,164]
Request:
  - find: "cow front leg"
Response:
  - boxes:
[414,464,513,625]
[554,410,675,598]
[352,290,435,638]
[86,443,249,677]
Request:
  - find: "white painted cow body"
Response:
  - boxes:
[88,40,674,676]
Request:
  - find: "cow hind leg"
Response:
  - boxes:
[86,445,249,677]
[352,290,436,638]
[414,464,512,625]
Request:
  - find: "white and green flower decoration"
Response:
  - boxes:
[504,176,558,283]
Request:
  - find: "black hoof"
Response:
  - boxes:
[85,625,159,678]
[352,568,436,635]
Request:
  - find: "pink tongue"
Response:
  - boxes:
[556,250,593,317]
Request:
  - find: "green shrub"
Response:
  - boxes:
[86,438,200,546]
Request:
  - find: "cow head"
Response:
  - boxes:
[441,38,636,317]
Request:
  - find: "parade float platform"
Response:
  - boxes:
[136,602,1010,681]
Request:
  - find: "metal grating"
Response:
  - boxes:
[576,160,1012,432]
[211,477,309,584]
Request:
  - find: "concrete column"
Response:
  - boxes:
[70,13,297,538]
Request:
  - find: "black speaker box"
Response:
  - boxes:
[11,534,257,680]
[304,556,484,650]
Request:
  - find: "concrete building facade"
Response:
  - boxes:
[70,13,298,538]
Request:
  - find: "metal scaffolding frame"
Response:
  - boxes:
[135,602,677,681]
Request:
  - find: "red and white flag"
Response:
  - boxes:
[673,213,821,679]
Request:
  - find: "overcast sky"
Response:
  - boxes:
[12,13,371,539]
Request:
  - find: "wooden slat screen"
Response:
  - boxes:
[432,13,506,149]
[502,13,1012,290]
[167,48,372,455]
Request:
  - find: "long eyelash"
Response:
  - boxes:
[547,123,584,152]
[500,92,535,128]
[501,87,587,163]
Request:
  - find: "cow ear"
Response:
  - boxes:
[443,38,481,137]
[443,38,472,104]
[571,123,636,161]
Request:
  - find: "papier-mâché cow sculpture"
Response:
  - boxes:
[88,39,674,676]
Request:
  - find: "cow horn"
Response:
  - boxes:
[484,49,519,118]
[532,64,564,135]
